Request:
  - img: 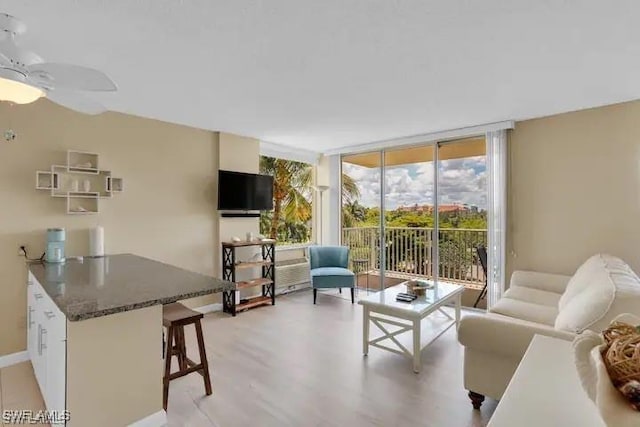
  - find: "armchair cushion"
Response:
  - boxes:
[310,267,354,289]
[308,246,349,269]
[458,313,575,360]
[558,254,604,310]
[490,297,558,326]
[502,285,562,307]
[555,254,640,333]
[310,267,354,277]
[509,270,572,294]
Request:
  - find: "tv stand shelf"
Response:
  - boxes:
[222,240,276,316]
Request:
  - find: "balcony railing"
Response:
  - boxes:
[342,226,487,289]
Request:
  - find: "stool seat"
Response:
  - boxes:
[162,302,212,410]
[163,303,202,326]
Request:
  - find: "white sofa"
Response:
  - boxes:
[458,254,640,409]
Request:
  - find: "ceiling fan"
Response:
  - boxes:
[0,12,116,115]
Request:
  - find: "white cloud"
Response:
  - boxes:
[343,155,486,210]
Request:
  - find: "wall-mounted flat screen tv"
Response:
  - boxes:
[218,170,274,211]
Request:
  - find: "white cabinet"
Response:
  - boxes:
[27,272,67,418]
[28,276,47,396]
[43,297,66,413]
[26,276,37,361]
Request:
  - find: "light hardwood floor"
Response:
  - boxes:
[0,361,49,427]
[0,289,497,426]
[168,289,497,427]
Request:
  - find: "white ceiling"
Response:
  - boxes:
[4,1,640,153]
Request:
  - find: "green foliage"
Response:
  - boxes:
[438,239,472,275]
[259,156,360,244]
[345,204,487,230]
[343,204,486,277]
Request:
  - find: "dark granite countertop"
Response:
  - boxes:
[28,254,234,321]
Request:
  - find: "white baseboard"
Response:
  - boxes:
[193,303,223,314]
[0,350,29,369]
[128,410,167,427]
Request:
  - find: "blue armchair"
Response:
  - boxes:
[308,245,355,304]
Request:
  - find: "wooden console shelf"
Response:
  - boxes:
[236,296,272,311]
[235,260,274,269]
[222,240,276,316]
[236,278,273,289]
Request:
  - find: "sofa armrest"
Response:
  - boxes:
[510,270,572,294]
[458,313,575,359]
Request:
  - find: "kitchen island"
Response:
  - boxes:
[27,254,234,427]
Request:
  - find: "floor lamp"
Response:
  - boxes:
[313,185,329,244]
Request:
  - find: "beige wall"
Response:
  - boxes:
[508,99,640,277]
[217,133,261,296]
[0,99,221,356]
[218,132,260,247]
[66,305,162,426]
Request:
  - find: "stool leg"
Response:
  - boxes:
[176,326,187,371]
[194,319,212,396]
[163,326,174,410]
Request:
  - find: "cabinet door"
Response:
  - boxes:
[43,299,66,413]
[27,275,37,361]
[32,283,47,396]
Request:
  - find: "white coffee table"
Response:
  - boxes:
[358,281,464,373]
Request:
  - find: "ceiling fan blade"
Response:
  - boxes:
[0,50,10,67]
[46,89,107,115]
[27,63,116,92]
[0,38,43,66]
[0,13,27,36]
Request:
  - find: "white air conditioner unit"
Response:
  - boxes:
[276,258,310,290]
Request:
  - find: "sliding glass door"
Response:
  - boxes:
[341,136,491,308]
[383,145,436,288]
[437,137,488,308]
[341,151,382,293]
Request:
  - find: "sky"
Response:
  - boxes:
[343,156,486,210]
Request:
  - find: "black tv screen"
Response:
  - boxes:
[218,170,274,211]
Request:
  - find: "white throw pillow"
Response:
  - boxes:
[559,254,604,310]
[555,255,640,333]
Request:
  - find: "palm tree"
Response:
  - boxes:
[260,156,361,241]
[260,157,312,239]
[342,200,366,228]
[341,173,359,205]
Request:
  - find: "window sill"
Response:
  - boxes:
[276,243,313,252]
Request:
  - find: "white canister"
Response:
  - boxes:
[246,232,254,242]
[83,179,91,192]
[71,179,79,192]
[89,226,105,257]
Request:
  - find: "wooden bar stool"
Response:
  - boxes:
[162,302,212,410]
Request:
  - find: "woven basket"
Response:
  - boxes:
[602,321,640,411]
[603,333,640,386]
[603,321,640,346]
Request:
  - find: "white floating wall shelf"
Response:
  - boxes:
[36,150,124,215]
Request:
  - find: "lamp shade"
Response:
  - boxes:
[0,69,44,104]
